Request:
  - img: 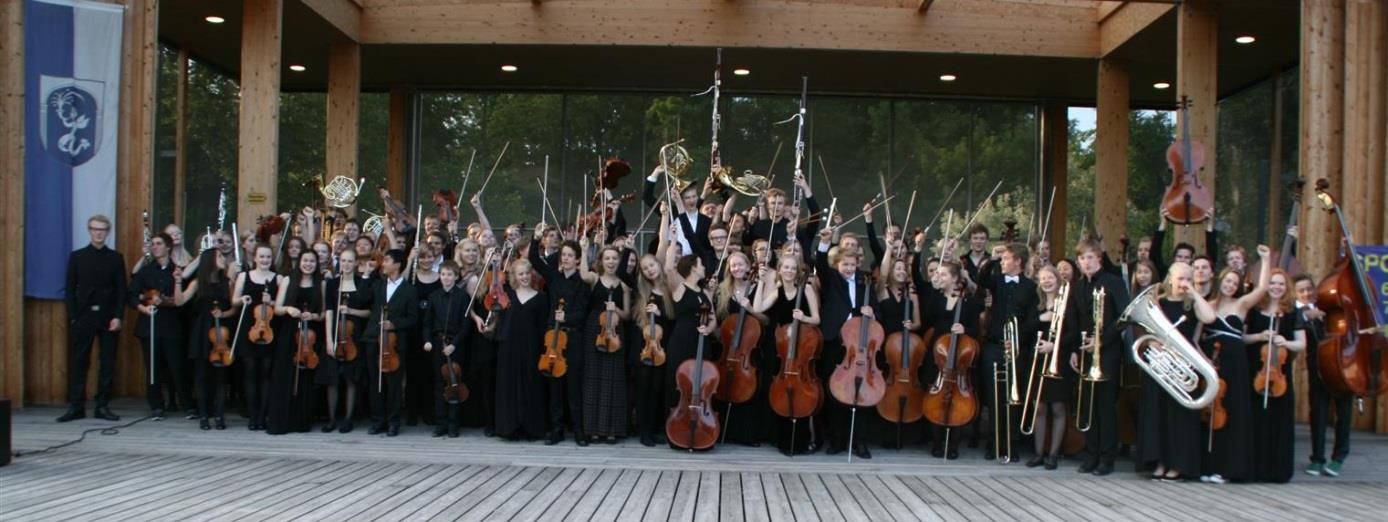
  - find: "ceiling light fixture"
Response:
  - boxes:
[500,64,518,72]
[1235,35,1256,44]
[1153,82,1171,90]
[939,74,957,82]
[289,64,306,72]
[205,16,225,24]
[733,68,750,76]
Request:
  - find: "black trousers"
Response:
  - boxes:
[1308,369,1352,464]
[976,343,1012,445]
[633,363,666,439]
[242,356,271,424]
[546,329,584,435]
[433,349,463,427]
[1082,378,1119,464]
[139,336,189,411]
[368,348,405,427]
[194,360,228,419]
[68,317,119,407]
[816,340,863,450]
[406,331,435,423]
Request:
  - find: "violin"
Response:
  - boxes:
[377,187,416,229]
[441,359,468,404]
[640,296,667,367]
[539,299,569,378]
[595,296,623,353]
[1161,96,1213,225]
[1253,313,1289,406]
[433,189,459,225]
[1203,342,1228,431]
[379,310,400,374]
[483,244,513,312]
[716,285,762,404]
[829,313,886,408]
[294,318,319,370]
[666,303,720,451]
[208,301,233,367]
[599,156,631,190]
[579,193,636,236]
[879,288,925,425]
[248,291,275,345]
[334,287,359,362]
[769,277,823,420]
[139,288,167,307]
[255,214,286,244]
[1313,179,1388,398]
[922,284,980,427]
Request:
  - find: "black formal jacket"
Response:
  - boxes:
[1061,270,1131,374]
[363,275,419,348]
[66,244,127,324]
[127,260,183,339]
[977,261,1039,346]
[424,284,473,352]
[815,245,879,343]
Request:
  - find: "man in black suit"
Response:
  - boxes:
[1063,240,1131,476]
[643,166,711,257]
[815,227,879,459]
[976,242,1039,461]
[362,249,418,436]
[59,215,127,422]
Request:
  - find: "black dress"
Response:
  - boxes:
[582,281,628,438]
[495,288,549,439]
[767,285,815,454]
[630,291,673,442]
[1023,316,1073,404]
[1245,309,1301,483]
[664,288,717,412]
[266,281,318,434]
[718,282,772,445]
[1137,298,1203,475]
[408,278,443,424]
[920,291,981,452]
[316,276,370,386]
[1201,314,1254,481]
[238,273,280,359]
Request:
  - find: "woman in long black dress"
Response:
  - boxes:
[1243,269,1306,483]
[1138,262,1216,481]
[627,251,673,447]
[715,251,771,446]
[182,248,236,430]
[580,243,630,442]
[753,251,821,455]
[1200,247,1270,483]
[319,250,369,433]
[1022,265,1071,469]
[920,261,980,460]
[408,247,443,426]
[231,244,287,430]
[266,253,322,434]
[493,258,549,440]
[871,241,922,449]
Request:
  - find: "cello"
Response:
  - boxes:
[1313,179,1388,399]
[830,304,886,461]
[922,281,980,429]
[666,303,720,451]
[716,284,761,404]
[1249,179,1306,285]
[769,275,823,452]
[1162,96,1213,225]
[640,295,667,367]
[208,301,233,367]
[539,299,569,378]
[878,284,926,441]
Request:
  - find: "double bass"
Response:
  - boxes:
[1313,180,1388,398]
[922,282,980,428]
[1162,96,1213,225]
[539,299,569,378]
[878,284,926,433]
[716,284,761,404]
[666,303,720,451]
[769,276,823,450]
[1249,179,1306,285]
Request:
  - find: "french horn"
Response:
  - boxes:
[659,142,695,192]
[716,166,772,196]
[1120,285,1220,409]
[321,176,366,208]
[361,210,385,237]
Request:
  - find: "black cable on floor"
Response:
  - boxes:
[11,415,151,459]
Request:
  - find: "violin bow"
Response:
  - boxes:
[951,180,1005,243]
[817,155,836,202]
[879,171,893,228]
[456,149,477,219]
[475,141,511,198]
[1039,186,1057,245]
[919,178,964,242]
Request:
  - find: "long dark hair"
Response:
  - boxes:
[284,255,324,313]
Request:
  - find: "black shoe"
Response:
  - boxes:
[185,410,199,420]
[1077,460,1098,473]
[484,426,496,437]
[641,435,656,447]
[576,436,589,447]
[1026,455,1046,467]
[1044,455,1059,470]
[1093,462,1114,476]
[200,418,211,430]
[339,421,354,434]
[215,417,226,430]
[94,407,120,421]
[368,424,386,435]
[853,444,872,460]
[931,446,945,458]
[322,422,337,433]
[433,426,448,437]
[448,426,460,438]
[387,425,400,437]
[56,407,85,423]
[946,449,959,460]
[826,444,846,456]
[151,408,165,421]
[545,431,562,445]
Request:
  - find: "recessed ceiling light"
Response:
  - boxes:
[939,74,957,82]
[205,16,225,24]
[733,68,750,76]
[288,64,306,72]
[500,64,518,72]
[1153,82,1171,90]
[1235,35,1256,44]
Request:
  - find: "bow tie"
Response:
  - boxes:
[1004,275,1020,284]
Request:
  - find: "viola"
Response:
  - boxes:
[441,359,469,404]
[379,310,401,374]
[539,299,569,378]
[248,292,275,345]
[294,318,319,370]
[922,287,980,427]
[879,291,925,425]
[595,297,623,353]
[335,297,359,362]
[483,245,512,312]
[1253,313,1289,408]
[666,303,720,451]
[640,296,667,367]
[1161,96,1213,225]
[769,278,823,420]
[716,286,762,404]
[139,288,167,307]
[829,314,886,408]
[208,301,233,367]
[1312,179,1388,398]
[1204,342,1228,431]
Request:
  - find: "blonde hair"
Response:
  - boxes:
[637,254,673,326]
[717,252,752,317]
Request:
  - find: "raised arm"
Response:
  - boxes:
[471,193,493,233]
[1235,245,1273,312]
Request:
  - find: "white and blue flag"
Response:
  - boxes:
[24,0,123,299]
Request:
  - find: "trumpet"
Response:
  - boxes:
[1020,282,1070,435]
[1076,287,1108,432]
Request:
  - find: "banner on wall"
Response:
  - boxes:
[23,0,124,299]
[1353,245,1388,322]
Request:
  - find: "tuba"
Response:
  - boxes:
[321,176,366,208]
[659,142,696,192]
[1120,285,1220,409]
[717,167,772,196]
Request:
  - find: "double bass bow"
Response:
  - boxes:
[666,303,720,451]
[1162,96,1213,225]
[1313,179,1388,400]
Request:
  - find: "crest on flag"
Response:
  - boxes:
[38,76,103,167]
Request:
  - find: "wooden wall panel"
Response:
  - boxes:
[237,0,283,229]
[1094,58,1129,261]
[1,0,25,407]
[1041,103,1067,253]
[386,86,409,197]
[1172,0,1217,255]
[1299,0,1344,286]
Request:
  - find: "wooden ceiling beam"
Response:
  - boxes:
[1098,1,1175,56]
[918,0,934,14]
[301,0,362,41]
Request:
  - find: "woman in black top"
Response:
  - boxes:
[232,244,287,431]
[580,243,631,442]
[1022,265,1070,468]
[628,250,674,447]
[1243,269,1306,483]
[266,253,322,434]
[661,246,719,421]
[715,251,772,446]
[407,247,443,426]
[493,258,550,440]
[921,261,980,460]
[181,248,236,430]
[1138,262,1216,481]
[753,252,821,455]
[871,240,924,448]
[320,250,370,433]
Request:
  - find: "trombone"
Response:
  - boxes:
[1076,287,1108,432]
[1020,282,1071,435]
[993,318,1023,462]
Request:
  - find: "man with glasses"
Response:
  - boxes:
[58,215,128,422]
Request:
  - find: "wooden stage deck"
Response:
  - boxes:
[4,401,1386,521]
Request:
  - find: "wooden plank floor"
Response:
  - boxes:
[4,403,1387,521]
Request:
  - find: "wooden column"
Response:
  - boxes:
[1174,0,1217,254]
[1040,102,1068,253]
[174,48,188,227]
[237,0,283,229]
[1299,0,1345,285]
[386,87,411,197]
[1267,74,1285,242]
[1,0,25,406]
[326,38,360,208]
[1094,58,1130,260]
